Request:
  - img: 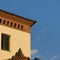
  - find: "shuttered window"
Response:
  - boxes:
[1,33,10,51]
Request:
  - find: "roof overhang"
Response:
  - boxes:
[0,9,36,27]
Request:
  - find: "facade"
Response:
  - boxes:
[0,9,36,60]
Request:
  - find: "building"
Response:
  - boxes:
[0,9,36,60]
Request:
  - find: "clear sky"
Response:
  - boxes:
[0,0,60,60]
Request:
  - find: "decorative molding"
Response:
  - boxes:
[0,9,36,33]
[0,18,30,33]
[0,9,36,27]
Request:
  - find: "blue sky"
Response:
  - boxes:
[0,0,60,60]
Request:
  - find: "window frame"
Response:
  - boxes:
[1,33,10,51]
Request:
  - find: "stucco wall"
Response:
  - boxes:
[0,25,30,60]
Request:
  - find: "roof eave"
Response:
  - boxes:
[31,21,37,27]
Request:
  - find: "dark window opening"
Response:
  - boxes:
[0,19,2,23]
[14,23,16,28]
[21,25,23,30]
[1,33,10,51]
[7,21,9,25]
[18,24,20,29]
[10,22,13,27]
[3,20,6,24]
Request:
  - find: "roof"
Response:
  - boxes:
[0,9,36,27]
[8,48,30,60]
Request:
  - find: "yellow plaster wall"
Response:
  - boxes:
[0,25,30,60]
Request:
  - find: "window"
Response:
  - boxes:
[18,24,20,29]
[21,25,23,30]
[1,33,10,51]
[14,23,16,28]
[10,22,13,27]
[0,19,2,23]
[3,20,6,24]
[7,21,9,25]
